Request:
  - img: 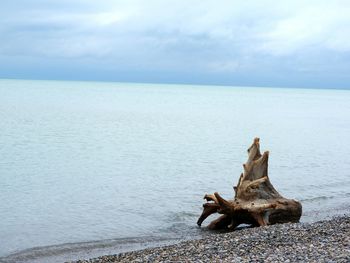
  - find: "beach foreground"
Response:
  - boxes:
[72,215,349,263]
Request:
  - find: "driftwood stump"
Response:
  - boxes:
[197,138,302,230]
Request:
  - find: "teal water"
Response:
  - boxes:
[0,79,350,262]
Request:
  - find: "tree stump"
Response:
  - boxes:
[197,138,302,230]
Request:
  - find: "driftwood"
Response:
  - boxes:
[197,138,302,230]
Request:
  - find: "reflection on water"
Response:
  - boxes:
[0,79,349,262]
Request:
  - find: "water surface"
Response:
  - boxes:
[0,79,349,262]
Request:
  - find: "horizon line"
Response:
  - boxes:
[1,77,349,92]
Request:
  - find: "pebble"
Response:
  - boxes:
[70,215,350,263]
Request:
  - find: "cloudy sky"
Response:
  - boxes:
[0,0,349,88]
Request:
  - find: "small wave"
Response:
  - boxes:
[300,196,333,202]
[301,191,350,203]
[0,236,182,263]
[166,211,198,222]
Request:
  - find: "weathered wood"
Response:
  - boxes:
[197,138,302,230]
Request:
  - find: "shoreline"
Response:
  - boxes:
[72,215,349,263]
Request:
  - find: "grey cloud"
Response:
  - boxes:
[0,0,349,88]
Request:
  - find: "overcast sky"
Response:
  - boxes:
[0,0,349,88]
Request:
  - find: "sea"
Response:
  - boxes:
[0,79,349,262]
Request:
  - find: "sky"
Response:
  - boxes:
[0,0,349,88]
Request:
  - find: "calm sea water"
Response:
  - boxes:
[0,79,349,262]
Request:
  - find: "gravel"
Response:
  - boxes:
[71,215,350,263]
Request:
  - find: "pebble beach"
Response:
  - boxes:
[72,215,349,263]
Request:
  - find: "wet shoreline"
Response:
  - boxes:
[72,215,350,263]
